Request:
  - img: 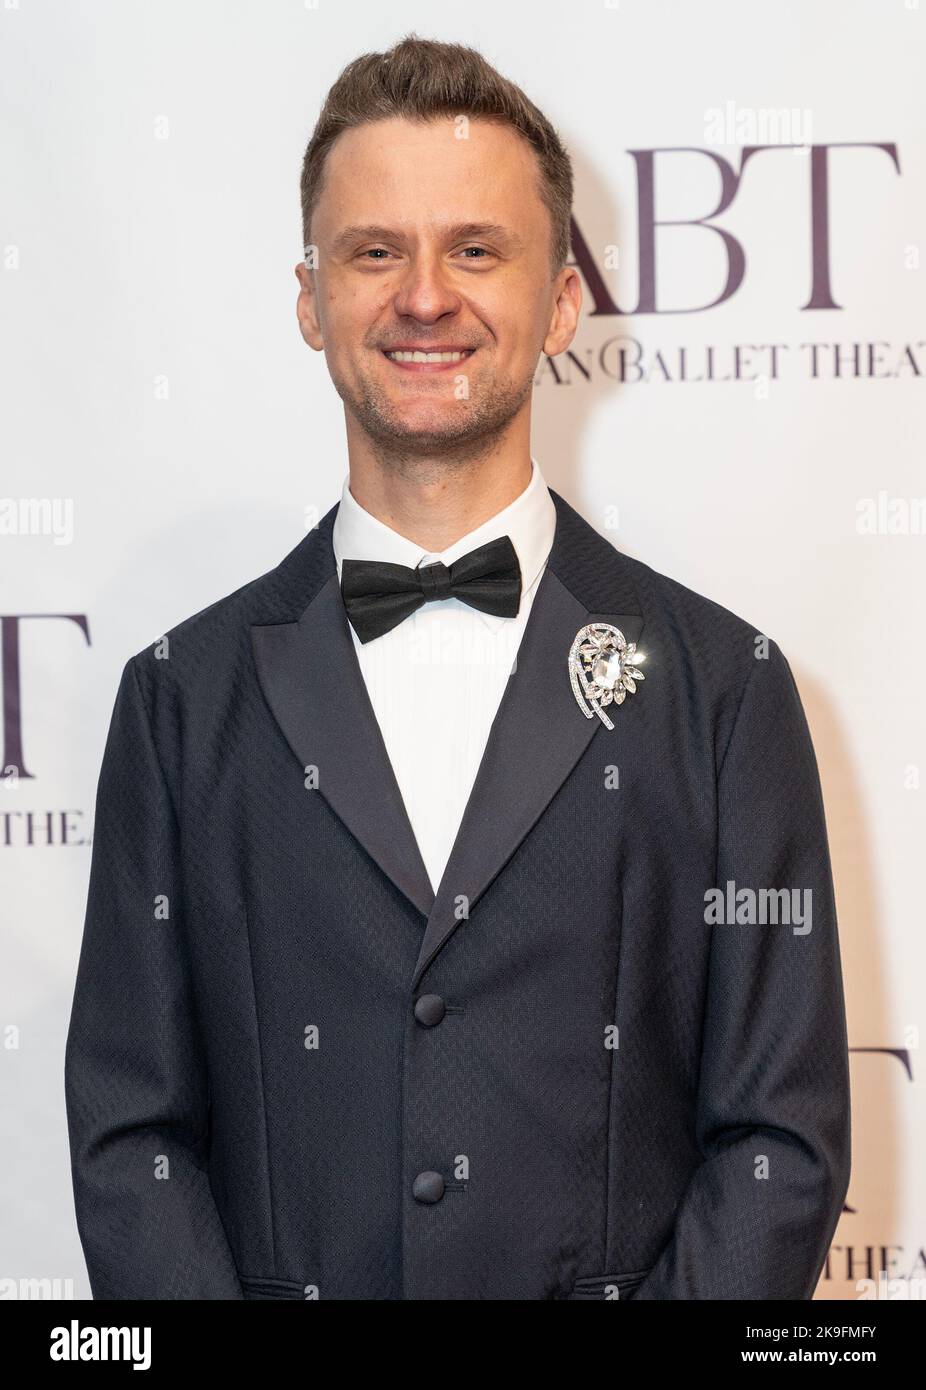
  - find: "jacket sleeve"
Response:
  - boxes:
[64,656,244,1299]
[632,639,851,1300]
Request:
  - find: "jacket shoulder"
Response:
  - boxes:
[630,547,793,690]
[550,490,777,677]
[123,509,337,720]
[638,554,771,654]
[629,550,811,764]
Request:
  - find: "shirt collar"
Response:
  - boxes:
[331,457,556,609]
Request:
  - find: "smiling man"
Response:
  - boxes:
[65,35,851,1301]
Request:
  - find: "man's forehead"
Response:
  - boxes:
[318,118,541,231]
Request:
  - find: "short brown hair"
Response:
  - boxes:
[300,33,574,278]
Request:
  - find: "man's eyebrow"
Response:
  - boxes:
[328,222,524,255]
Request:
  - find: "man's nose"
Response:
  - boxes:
[391,253,462,321]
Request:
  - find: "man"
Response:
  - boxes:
[64,35,851,1301]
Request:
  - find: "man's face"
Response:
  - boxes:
[296,115,580,457]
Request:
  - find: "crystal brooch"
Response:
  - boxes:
[568,623,646,731]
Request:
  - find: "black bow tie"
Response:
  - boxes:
[341,535,522,644]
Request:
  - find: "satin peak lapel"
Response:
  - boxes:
[251,545,435,922]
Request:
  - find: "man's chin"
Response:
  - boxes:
[350,406,496,454]
[368,428,487,457]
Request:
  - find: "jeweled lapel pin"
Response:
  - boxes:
[568,623,646,731]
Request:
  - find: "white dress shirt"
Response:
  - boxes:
[332,458,557,897]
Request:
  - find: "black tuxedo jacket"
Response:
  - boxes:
[64,487,851,1300]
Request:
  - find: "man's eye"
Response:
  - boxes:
[355,246,494,265]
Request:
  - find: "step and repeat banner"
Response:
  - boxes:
[2,0,923,1300]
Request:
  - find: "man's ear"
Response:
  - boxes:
[543,266,582,360]
[295,262,324,350]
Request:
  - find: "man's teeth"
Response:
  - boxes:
[386,349,472,363]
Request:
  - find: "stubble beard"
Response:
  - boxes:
[335,356,535,473]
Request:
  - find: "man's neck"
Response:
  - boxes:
[343,446,534,553]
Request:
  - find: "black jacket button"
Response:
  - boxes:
[414,993,446,1027]
[412,1171,445,1204]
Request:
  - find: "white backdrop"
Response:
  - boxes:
[1,0,923,1300]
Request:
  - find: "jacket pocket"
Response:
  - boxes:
[568,1268,650,1301]
[239,1275,308,1300]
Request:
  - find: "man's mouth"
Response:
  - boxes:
[382,347,476,371]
